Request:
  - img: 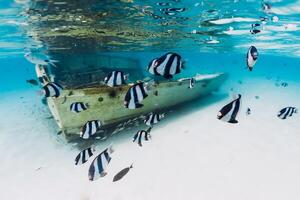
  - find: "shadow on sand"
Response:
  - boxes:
[73,92,228,150]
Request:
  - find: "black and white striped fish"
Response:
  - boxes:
[260,16,269,24]
[217,94,241,124]
[104,71,128,87]
[35,64,50,86]
[148,52,184,79]
[251,23,261,28]
[88,146,114,181]
[43,82,63,98]
[277,107,297,119]
[133,127,152,147]
[250,24,261,34]
[70,102,89,113]
[80,120,101,139]
[144,113,164,126]
[262,2,271,12]
[281,82,288,87]
[75,146,96,165]
[124,82,148,109]
[250,29,261,34]
[189,77,195,89]
[246,46,258,71]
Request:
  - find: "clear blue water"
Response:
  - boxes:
[1,0,300,129]
[1,0,300,84]
[1,1,300,199]
[0,0,300,137]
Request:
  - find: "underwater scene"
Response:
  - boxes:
[1,0,300,199]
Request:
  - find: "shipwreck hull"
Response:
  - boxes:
[47,73,227,140]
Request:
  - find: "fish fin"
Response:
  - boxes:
[49,59,59,63]
[49,62,58,68]
[228,119,238,124]
[124,74,129,80]
[130,163,133,169]
[36,90,45,96]
[161,113,165,118]
[91,145,96,152]
[163,74,173,79]
[144,80,156,91]
[85,103,90,108]
[108,144,114,154]
[100,171,107,177]
[146,127,152,133]
[135,103,144,109]
[181,60,186,69]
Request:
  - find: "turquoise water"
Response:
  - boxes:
[1,0,300,91]
[1,1,300,199]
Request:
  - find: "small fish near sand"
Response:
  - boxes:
[104,70,128,87]
[75,146,96,165]
[246,46,258,71]
[217,94,241,124]
[113,164,133,182]
[70,102,89,113]
[124,82,148,109]
[144,112,164,126]
[133,127,152,147]
[148,52,184,79]
[277,107,297,120]
[26,79,38,86]
[88,146,114,181]
[246,107,251,115]
[281,82,288,87]
[80,120,102,139]
[43,82,63,98]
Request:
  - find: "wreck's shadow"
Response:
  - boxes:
[73,92,227,150]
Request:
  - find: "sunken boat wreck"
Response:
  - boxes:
[38,54,227,141]
[24,0,228,141]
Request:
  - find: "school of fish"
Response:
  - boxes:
[27,1,298,183]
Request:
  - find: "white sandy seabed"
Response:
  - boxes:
[1,77,300,200]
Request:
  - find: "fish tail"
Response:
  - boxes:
[144,80,156,91]
[49,62,58,68]
[124,74,129,80]
[108,144,114,154]
[130,163,134,169]
[181,60,186,69]
[50,59,59,63]
[146,126,152,133]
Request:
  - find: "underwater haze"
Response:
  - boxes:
[1,1,300,200]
